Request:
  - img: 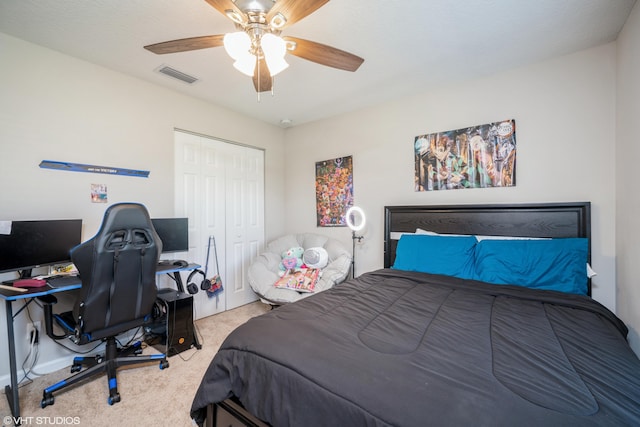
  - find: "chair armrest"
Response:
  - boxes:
[37,294,58,305]
[37,295,69,340]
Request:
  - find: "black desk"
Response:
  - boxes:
[156,262,200,294]
[0,263,200,424]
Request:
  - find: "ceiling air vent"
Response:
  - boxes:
[155,65,199,84]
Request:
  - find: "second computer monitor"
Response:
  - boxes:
[151,218,188,253]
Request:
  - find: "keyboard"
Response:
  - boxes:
[158,259,189,268]
[47,275,81,288]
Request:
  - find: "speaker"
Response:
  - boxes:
[145,288,195,356]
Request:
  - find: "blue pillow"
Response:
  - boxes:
[473,238,588,295]
[392,234,476,279]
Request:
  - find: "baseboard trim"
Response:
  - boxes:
[0,356,72,387]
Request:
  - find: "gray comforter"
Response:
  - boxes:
[191,269,640,426]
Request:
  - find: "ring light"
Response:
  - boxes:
[346,206,366,279]
[346,206,366,232]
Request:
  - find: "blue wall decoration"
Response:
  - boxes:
[39,160,150,178]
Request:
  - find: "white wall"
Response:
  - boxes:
[616,1,640,354]
[283,43,618,313]
[0,33,286,382]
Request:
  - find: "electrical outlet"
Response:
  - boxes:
[27,321,41,340]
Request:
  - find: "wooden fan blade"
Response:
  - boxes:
[144,35,225,54]
[204,0,242,18]
[267,0,329,29]
[252,57,273,92]
[283,36,364,72]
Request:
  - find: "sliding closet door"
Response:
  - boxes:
[224,143,265,309]
[174,130,264,318]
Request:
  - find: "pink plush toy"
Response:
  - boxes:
[279,246,305,274]
[281,257,298,270]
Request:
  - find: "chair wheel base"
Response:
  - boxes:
[41,393,55,408]
[108,392,121,405]
[160,360,169,370]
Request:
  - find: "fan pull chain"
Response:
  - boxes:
[257,57,261,102]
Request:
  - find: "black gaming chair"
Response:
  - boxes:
[40,202,169,408]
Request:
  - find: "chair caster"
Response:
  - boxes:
[70,363,82,373]
[41,393,55,408]
[108,392,121,405]
[159,360,169,370]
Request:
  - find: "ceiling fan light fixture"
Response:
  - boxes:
[261,33,286,56]
[223,31,251,60]
[233,54,257,76]
[265,55,289,76]
[261,33,289,76]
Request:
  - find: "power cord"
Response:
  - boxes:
[18,323,40,387]
[192,302,204,347]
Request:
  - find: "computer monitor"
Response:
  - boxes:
[151,218,188,253]
[0,219,83,278]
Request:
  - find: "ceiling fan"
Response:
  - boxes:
[144,0,364,93]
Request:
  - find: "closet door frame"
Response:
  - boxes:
[174,129,264,318]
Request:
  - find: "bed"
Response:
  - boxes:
[190,202,640,426]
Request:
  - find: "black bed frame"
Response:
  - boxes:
[206,201,592,426]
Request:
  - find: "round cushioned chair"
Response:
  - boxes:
[248,233,352,305]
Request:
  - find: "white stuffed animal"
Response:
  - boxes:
[303,247,329,269]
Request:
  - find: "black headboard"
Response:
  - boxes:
[384,202,591,293]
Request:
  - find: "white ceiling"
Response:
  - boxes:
[0,0,636,128]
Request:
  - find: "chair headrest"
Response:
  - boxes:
[96,203,160,251]
[101,203,153,231]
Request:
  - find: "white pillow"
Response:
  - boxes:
[416,228,467,237]
[389,231,413,240]
[474,234,550,241]
[417,228,547,241]
[389,229,465,240]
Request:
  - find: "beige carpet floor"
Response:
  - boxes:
[1,301,270,427]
